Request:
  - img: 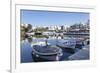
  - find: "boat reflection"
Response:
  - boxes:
[21,34,89,62]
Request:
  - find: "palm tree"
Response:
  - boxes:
[21,24,33,41]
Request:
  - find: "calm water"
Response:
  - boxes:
[21,35,89,63]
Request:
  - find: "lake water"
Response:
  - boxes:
[21,35,89,63]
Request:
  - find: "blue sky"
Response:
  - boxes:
[20,10,89,26]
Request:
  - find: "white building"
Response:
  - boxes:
[32,26,36,30]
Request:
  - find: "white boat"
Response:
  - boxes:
[56,38,84,53]
[57,38,76,47]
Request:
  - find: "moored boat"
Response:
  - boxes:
[31,42,63,61]
[56,38,84,53]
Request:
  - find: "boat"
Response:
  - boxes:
[56,38,84,53]
[68,39,90,60]
[31,42,63,61]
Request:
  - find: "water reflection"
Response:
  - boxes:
[21,34,89,63]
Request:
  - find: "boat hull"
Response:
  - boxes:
[32,45,62,61]
[56,44,75,54]
[32,53,60,61]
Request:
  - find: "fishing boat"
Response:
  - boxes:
[56,38,84,53]
[31,42,63,61]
